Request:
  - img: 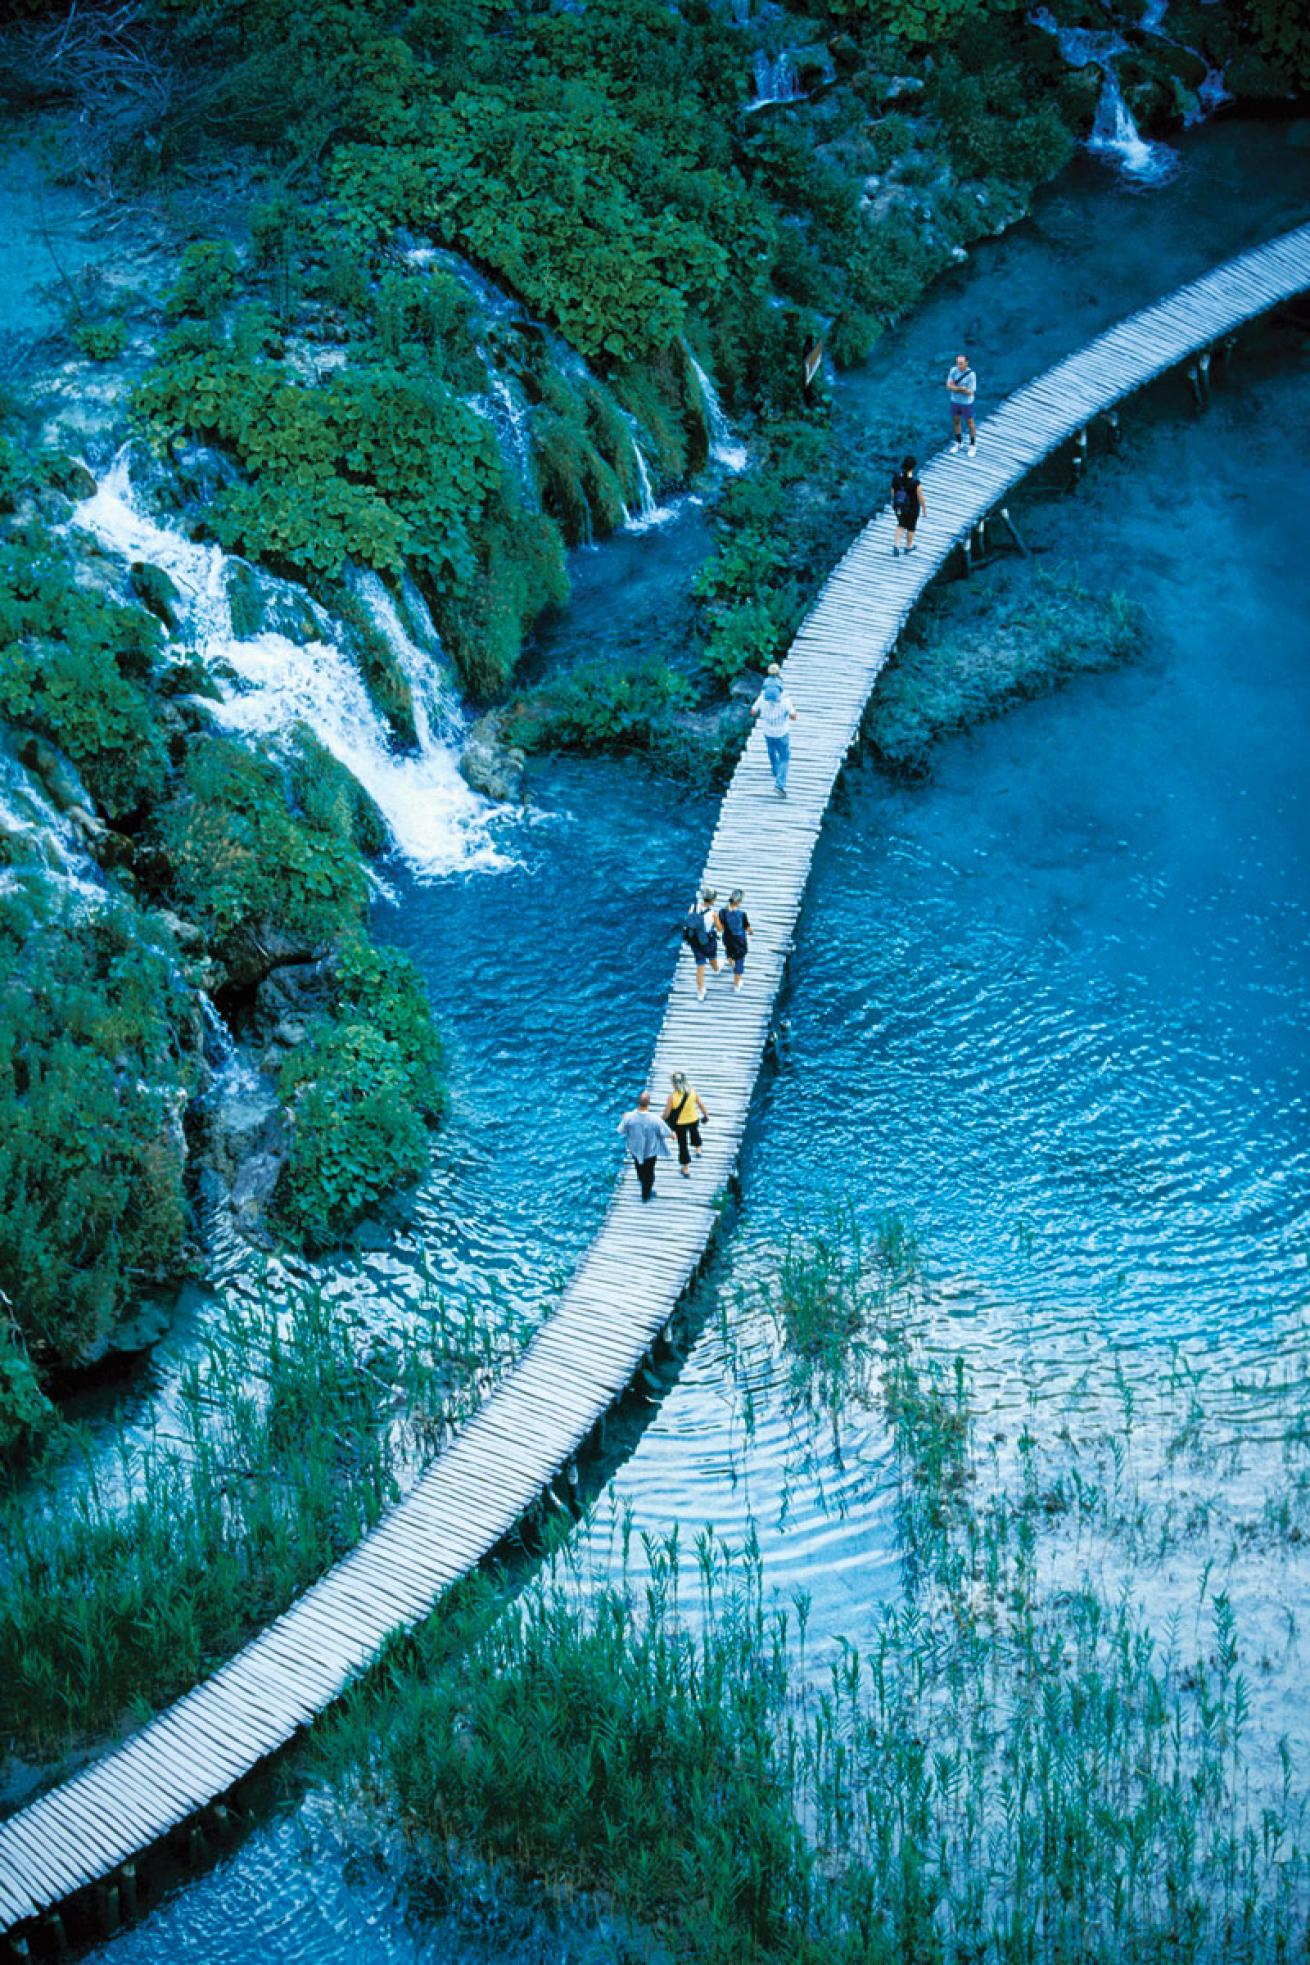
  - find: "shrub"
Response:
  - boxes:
[165,239,240,322]
[0,535,166,819]
[72,317,128,362]
[508,656,696,756]
[276,931,444,1247]
[0,878,198,1378]
[0,1324,54,1462]
[152,732,368,967]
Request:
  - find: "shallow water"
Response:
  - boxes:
[80,116,1310,1961]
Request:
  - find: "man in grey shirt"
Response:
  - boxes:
[618,1090,673,1202]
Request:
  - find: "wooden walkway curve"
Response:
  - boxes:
[3,218,1309,1943]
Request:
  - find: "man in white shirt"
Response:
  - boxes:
[947,352,978,458]
[750,663,798,798]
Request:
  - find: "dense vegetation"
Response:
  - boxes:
[0,1277,530,1759]
[2,0,1305,1449]
[323,1222,1310,1962]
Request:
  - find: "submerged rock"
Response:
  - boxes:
[460,711,527,803]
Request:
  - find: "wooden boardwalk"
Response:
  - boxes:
[3,219,1309,1942]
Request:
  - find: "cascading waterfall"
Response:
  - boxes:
[685,352,748,473]
[747,50,804,110]
[1030,8,1175,184]
[620,416,674,533]
[74,452,507,879]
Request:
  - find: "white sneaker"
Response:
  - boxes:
[951,441,962,455]
[967,443,977,459]
[696,983,705,1002]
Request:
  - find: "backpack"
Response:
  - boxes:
[683,906,711,954]
[762,678,783,704]
[892,473,911,513]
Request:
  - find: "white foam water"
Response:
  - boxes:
[621,420,675,532]
[686,352,748,472]
[1029,7,1176,185]
[747,49,804,110]
[74,452,509,880]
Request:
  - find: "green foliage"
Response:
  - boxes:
[320,1223,1310,1965]
[152,732,368,965]
[72,316,128,362]
[135,332,501,586]
[165,239,240,322]
[1242,0,1310,87]
[507,656,696,757]
[0,1323,54,1461]
[0,877,198,1379]
[0,535,166,818]
[276,932,445,1247]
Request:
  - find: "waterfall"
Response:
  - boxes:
[1088,69,1174,182]
[620,419,674,533]
[748,50,804,109]
[686,352,748,473]
[74,452,509,879]
[1029,8,1175,185]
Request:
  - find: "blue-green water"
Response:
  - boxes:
[86,118,1310,1962]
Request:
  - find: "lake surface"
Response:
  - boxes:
[83,114,1310,1962]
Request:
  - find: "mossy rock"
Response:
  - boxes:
[226,558,267,640]
[130,560,182,632]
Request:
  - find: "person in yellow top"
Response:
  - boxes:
[662,1072,708,1178]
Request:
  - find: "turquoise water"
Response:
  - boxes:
[84,119,1310,1961]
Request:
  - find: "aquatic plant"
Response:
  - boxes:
[869,563,1142,774]
[320,1224,1310,1963]
[0,1276,531,1760]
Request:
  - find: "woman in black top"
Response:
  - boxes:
[720,888,751,991]
[891,455,926,556]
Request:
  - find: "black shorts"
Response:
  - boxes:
[897,504,919,533]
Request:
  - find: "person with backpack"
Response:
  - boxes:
[947,352,978,457]
[720,888,751,990]
[662,1072,708,1177]
[891,456,926,556]
[750,663,798,798]
[617,1090,673,1202]
[683,886,720,1001]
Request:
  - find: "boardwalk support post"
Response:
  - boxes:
[1000,505,1029,557]
[960,531,973,577]
[1186,360,1202,404]
[38,1919,65,1963]
[95,1878,120,1938]
[120,1864,138,1920]
[1107,408,1121,447]
[1072,427,1088,482]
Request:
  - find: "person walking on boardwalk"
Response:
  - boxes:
[750,663,797,799]
[663,1072,708,1178]
[618,1090,672,1202]
[720,888,751,990]
[891,455,926,556]
[947,352,978,457]
[684,886,721,1001]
